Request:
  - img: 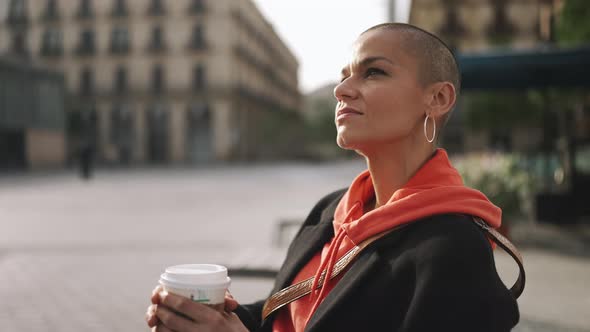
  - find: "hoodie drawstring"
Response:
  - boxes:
[307,201,361,317]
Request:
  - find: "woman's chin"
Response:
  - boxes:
[336,126,368,147]
[337,135,363,151]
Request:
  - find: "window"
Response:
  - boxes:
[77,29,96,55]
[11,32,28,55]
[80,67,94,96]
[189,24,206,50]
[147,103,169,163]
[192,64,206,91]
[8,0,28,25]
[188,102,210,123]
[110,26,130,54]
[148,0,165,16]
[149,25,166,52]
[110,103,133,146]
[42,0,59,21]
[151,64,165,94]
[112,0,128,17]
[439,1,465,37]
[41,28,63,56]
[575,144,590,175]
[186,102,212,163]
[114,66,127,94]
[487,0,515,45]
[9,0,26,16]
[189,0,205,14]
[78,0,93,19]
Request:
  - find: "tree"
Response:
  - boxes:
[557,0,590,45]
[461,90,545,131]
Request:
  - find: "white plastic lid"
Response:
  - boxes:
[159,264,231,289]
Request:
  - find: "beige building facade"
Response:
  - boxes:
[410,0,561,52]
[1,0,300,164]
[0,57,66,170]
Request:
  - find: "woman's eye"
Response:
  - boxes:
[339,76,349,83]
[365,68,385,77]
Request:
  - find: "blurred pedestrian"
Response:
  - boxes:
[146,23,523,332]
[78,140,95,180]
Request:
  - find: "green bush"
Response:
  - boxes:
[453,153,537,222]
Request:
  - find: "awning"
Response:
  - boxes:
[458,45,590,90]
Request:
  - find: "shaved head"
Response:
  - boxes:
[361,23,461,127]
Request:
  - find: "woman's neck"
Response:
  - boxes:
[363,143,435,210]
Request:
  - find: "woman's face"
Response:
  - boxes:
[334,29,429,152]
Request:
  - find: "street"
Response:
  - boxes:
[1,162,589,331]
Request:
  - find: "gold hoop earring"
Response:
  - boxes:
[424,114,436,143]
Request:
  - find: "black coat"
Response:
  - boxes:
[235,189,520,331]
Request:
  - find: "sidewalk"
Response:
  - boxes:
[1,164,589,331]
[510,220,590,258]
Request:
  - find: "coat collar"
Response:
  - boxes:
[305,224,414,331]
[262,190,414,331]
[270,197,340,294]
[261,193,342,329]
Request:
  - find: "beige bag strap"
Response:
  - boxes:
[261,217,525,321]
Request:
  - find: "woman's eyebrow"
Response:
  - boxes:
[341,56,395,76]
[358,56,395,68]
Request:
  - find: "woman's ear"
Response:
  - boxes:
[426,81,456,118]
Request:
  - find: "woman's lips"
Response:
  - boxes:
[336,107,363,121]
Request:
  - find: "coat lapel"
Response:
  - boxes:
[270,196,342,293]
[305,248,381,332]
[271,222,334,293]
[260,197,341,330]
[304,225,411,331]
[260,222,334,331]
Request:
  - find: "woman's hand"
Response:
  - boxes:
[146,285,246,332]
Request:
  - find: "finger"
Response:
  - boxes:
[153,323,174,332]
[225,289,234,299]
[151,285,164,304]
[224,290,238,311]
[155,305,196,332]
[159,291,221,323]
[224,295,239,312]
[146,305,159,328]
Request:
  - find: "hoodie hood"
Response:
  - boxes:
[306,149,501,321]
[334,148,501,244]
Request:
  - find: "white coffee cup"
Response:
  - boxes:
[159,264,231,308]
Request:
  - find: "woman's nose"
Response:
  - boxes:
[334,78,358,102]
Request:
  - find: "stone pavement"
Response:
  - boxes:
[1,163,589,331]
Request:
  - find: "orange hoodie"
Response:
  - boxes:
[272,149,502,332]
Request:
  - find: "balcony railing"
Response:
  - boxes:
[76,44,96,56]
[110,43,130,55]
[41,45,63,57]
[7,14,29,26]
[148,41,167,54]
[42,11,60,22]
